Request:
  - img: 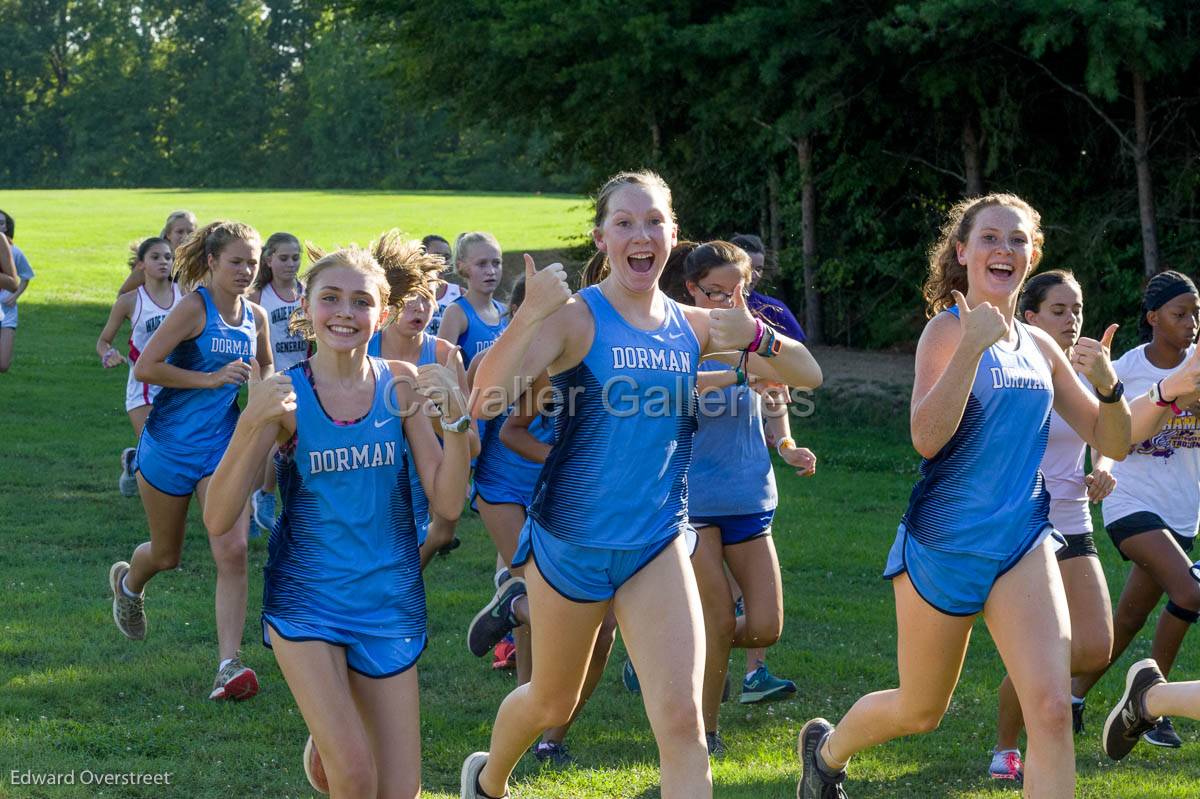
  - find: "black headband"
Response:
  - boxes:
[1144,271,1198,313]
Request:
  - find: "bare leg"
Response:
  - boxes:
[198,478,250,662]
[0,328,14,372]
[476,559,610,798]
[542,610,619,745]
[128,405,151,437]
[1073,564,1161,698]
[267,630,379,798]
[995,552,1113,750]
[690,526,733,732]
[1146,681,1200,720]
[349,667,422,799]
[1118,531,1200,678]
[823,573,974,767]
[418,512,456,569]
[984,541,1074,799]
[614,536,712,799]
[724,536,783,650]
[124,476,190,593]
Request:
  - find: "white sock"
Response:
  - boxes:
[120,575,142,599]
[218,658,234,671]
[746,669,758,680]
[1071,695,1085,705]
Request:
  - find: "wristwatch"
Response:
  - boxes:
[1095,381,1125,404]
[1149,380,1184,415]
[440,413,472,433]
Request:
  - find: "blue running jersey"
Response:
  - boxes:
[901,307,1054,558]
[405,334,440,542]
[265,357,425,637]
[452,296,507,367]
[145,286,257,453]
[688,361,777,517]
[474,408,556,506]
[528,285,699,549]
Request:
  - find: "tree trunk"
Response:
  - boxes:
[767,162,782,264]
[796,136,822,344]
[649,117,661,163]
[1132,70,1160,277]
[962,117,983,197]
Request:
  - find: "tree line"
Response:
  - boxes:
[4,1,1199,347]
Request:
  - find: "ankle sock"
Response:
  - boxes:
[1071,695,1085,705]
[816,734,846,777]
[120,575,142,599]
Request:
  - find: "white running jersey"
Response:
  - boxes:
[1103,344,1200,537]
[260,282,308,371]
[1042,371,1091,534]
[126,283,184,410]
[428,282,463,336]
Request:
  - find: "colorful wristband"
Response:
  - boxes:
[734,366,747,386]
[776,436,796,457]
[747,318,765,354]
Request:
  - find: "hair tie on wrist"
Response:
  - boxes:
[748,318,765,354]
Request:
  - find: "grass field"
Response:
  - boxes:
[1,189,1198,798]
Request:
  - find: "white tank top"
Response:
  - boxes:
[260,281,308,371]
[1041,371,1091,534]
[429,282,463,336]
[129,283,185,361]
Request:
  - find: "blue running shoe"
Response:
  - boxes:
[740,662,795,704]
[251,489,276,538]
[622,657,641,694]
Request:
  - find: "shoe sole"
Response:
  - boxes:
[460,751,489,799]
[741,684,791,704]
[303,735,330,795]
[109,561,145,641]
[210,668,260,701]
[467,578,524,657]
[1102,657,1157,760]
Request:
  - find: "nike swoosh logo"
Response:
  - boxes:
[374,417,395,428]
[668,332,685,339]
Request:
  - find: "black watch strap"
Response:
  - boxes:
[1096,380,1125,404]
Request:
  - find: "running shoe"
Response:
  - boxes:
[460,752,508,799]
[108,561,146,640]
[987,749,1023,784]
[1143,716,1182,748]
[439,536,462,556]
[1102,657,1165,760]
[303,735,330,795]
[532,740,575,767]
[467,577,526,657]
[491,636,517,670]
[251,489,276,538]
[706,730,727,758]
[622,658,641,695]
[209,654,260,701]
[741,662,795,704]
[493,567,512,591]
[1072,698,1085,735]
[118,447,138,497]
[796,718,847,799]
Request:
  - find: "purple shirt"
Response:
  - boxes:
[748,290,806,343]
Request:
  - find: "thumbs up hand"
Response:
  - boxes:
[952,290,1007,356]
[1160,342,1200,406]
[709,287,759,352]
[520,254,571,323]
[244,357,296,427]
[1071,323,1119,395]
[417,344,468,419]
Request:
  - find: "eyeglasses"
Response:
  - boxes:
[697,285,747,304]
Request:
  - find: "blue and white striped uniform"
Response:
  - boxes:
[885,305,1056,615]
[262,356,426,677]
[451,295,507,368]
[136,287,257,496]
[513,285,699,601]
[473,409,556,508]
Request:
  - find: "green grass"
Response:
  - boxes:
[2,189,1199,797]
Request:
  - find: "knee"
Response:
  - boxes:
[150,550,182,572]
[654,697,704,743]
[1023,690,1073,736]
[1073,638,1113,677]
[896,696,948,736]
[529,688,580,730]
[213,537,248,572]
[742,613,782,648]
[1167,582,1200,614]
[328,745,377,797]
